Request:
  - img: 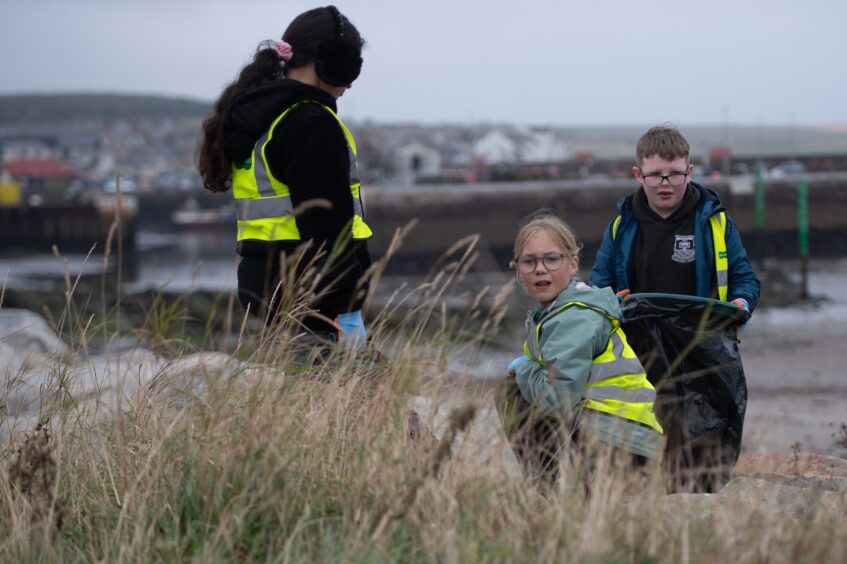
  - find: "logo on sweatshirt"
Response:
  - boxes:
[672,235,695,263]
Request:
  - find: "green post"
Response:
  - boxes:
[797,179,809,299]
[755,165,765,229]
[754,164,765,263]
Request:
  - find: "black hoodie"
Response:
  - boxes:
[227,78,372,326]
[630,185,700,295]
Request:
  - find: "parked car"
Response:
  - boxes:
[103,178,137,193]
[769,160,806,177]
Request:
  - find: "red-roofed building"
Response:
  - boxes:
[1,158,78,180]
[0,158,78,201]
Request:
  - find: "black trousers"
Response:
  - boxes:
[237,254,338,338]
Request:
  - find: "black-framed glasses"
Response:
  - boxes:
[639,170,689,188]
[511,252,569,273]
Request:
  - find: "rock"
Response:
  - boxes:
[1,341,43,415]
[0,307,250,428]
[718,476,844,520]
[1,309,70,419]
[733,451,847,491]
[0,341,27,383]
[69,347,165,404]
[647,475,846,533]
[147,351,245,401]
[410,393,521,475]
[0,308,69,374]
[638,453,847,531]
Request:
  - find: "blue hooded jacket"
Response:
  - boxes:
[588,183,760,311]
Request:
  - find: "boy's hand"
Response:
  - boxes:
[730,298,751,333]
[616,289,631,300]
[730,298,750,313]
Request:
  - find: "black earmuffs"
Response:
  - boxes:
[314,5,363,87]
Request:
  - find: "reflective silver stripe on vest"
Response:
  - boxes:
[253,130,277,197]
[588,332,646,382]
[348,144,360,185]
[237,196,294,221]
[717,269,728,287]
[244,103,364,218]
[583,385,656,404]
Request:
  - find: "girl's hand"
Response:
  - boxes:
[507,355,528,376]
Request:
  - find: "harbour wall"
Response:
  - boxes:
[364,175,847,274]
[3,175,845,278]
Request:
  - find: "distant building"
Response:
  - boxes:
[0,135,57,163]
[1,158,78,202]
[472,127,570,164]
[0,129,110,176]
[708,146,732,175]
[392,142,442,183]
[55,130,106,171]
[1,158,77,181]
[473,130,518,164]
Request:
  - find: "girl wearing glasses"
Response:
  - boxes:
[496,211,663,488]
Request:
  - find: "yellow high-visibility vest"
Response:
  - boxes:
[523,300,664,435]
[232,100,372,242]
[611,210,728,301]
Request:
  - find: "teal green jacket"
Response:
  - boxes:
[515,280,656,456]
[516,280,619,412]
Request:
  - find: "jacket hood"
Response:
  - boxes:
[545,280,621,319]
[617,182,723,216]
[225,78,337,162]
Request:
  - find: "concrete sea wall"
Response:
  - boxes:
[365,175,847,274]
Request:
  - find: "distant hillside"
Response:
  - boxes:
[0,93,211,125]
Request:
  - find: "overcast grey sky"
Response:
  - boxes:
[1,0,845,126]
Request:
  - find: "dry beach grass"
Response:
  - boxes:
[1,231,846,562]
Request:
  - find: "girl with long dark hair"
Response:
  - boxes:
[197,6,373,348]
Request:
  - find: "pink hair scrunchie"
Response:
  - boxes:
[274,40,293,62]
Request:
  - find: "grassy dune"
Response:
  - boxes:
[2,232,846,562]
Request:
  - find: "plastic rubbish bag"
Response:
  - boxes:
[620,293,751,492]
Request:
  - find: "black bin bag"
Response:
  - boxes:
[620,293,751,492]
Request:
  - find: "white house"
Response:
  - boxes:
[392,142,442,183]
[472,128,569,164]
[472,130,518,164]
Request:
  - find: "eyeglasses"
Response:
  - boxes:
[639,169,689,188]
[510,252,569,273]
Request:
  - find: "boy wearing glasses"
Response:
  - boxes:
[588,125,760,311]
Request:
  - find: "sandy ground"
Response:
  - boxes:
[736,260,847,458]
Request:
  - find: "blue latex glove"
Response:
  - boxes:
[507,355,529,375]
[731,298,750,334]
[336,310,367,349]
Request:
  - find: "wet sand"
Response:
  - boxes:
[739,260,847,458]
